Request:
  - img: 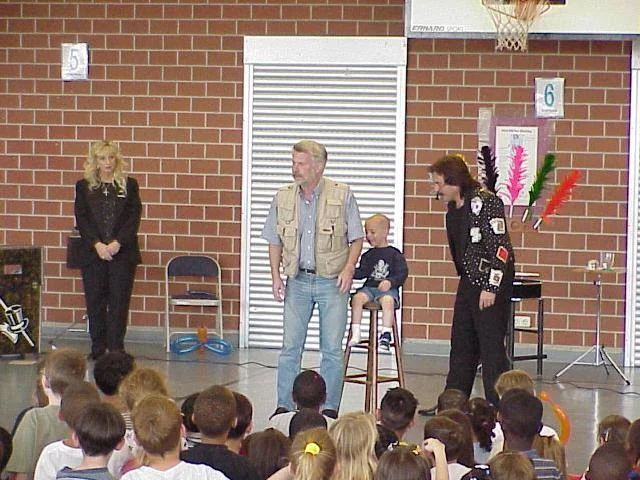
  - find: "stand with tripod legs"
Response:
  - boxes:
[554,267,630,384]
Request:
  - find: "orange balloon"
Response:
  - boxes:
[539,390,571,445]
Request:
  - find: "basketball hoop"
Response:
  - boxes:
[482,0,550,52]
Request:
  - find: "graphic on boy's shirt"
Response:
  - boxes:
[371,260,390,280]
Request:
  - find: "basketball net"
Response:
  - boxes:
[482,0,550,52]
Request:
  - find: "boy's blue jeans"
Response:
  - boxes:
[276,270,349,411]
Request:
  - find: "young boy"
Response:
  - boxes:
[7,348,87,480]
[35,381,130,480]
[93,352,135,414]
[56,402,126,480]
[350,214,408,350]
[225,393,252,454]
[498,389,562,480]
[181,386,260,480]
[268,370,334,433]
[121,394,227,480]
[377,387,417,440]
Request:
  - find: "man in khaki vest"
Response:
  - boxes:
[261,140,364,418]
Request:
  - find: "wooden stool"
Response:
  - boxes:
[342,301,405,413]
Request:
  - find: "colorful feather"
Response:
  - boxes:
[505,145,528,206]
[521,153,556,222]
[533,170,581,230]
[477,146,499,194]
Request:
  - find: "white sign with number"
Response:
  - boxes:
[535,77,564,118]
[61,43,88,80]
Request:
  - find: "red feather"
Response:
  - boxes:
[534,170,581,229]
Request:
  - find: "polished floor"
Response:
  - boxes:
[2,338,640,475]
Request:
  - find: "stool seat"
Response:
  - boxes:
[341,300,405,413]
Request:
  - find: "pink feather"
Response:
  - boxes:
[505,145,527,205]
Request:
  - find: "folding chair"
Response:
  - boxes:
[165,255,223,353]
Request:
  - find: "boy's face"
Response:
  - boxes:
[365,219,388,247]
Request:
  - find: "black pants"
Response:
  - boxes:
[81,259,137,354]
[445,277,510,407]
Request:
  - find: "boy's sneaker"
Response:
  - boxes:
[379,332,392,351]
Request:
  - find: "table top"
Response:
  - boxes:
[572,266,626,274]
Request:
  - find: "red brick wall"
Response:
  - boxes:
[0,2,630,349]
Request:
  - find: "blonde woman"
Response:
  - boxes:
[74,140,141,360]
[328,411,377,480]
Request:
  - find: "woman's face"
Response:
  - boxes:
[96,148,117,179]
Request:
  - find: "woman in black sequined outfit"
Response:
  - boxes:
[74,140,141,359]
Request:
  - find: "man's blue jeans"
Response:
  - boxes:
[276,271,349,411]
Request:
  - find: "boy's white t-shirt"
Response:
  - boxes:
[120,462,229,480]
[488,421,559,460]
[34,439,131,480]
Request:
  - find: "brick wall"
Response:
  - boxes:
[0,2,630,349]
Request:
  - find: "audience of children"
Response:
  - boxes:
[55,402,126,480]
[180,392,201,449]
[268,371,334,434]
[180,385,261,480]
[289,427,336,480]
[7,348,87,480]
[17,347,640,480]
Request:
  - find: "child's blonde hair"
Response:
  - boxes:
[532,435,567,479]
[375,445,430,480]
[131,394,182,457]
[329,411,377,480]
[494,369,534,397]
[488,451,536,480]
[44,348,87,396]
[119,367,169,412]
[290,427,336,480]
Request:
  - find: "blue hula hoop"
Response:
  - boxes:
[170,334,232,356]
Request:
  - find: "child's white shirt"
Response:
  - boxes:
[120,462,229,480]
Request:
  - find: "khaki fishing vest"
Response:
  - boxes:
[276,177,350,278]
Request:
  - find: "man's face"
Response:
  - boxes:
[432,173,461,204]
[292,150,322,187]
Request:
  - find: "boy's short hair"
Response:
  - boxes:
[181,392,200,433]
[228,392,253,440]
[193,385,236,438]
[292,370,326,409]
[436,389,469,413]
[132,394,182,456]
[379,387,417,432]
[587,442,631,480]
[60,381,101,430]
[119,367,169,412]
[74,402,126,457]
[498,389,542,440]
[494,369,535,397]
[289,408,328,440]
[93,351,135,396]
[44,348,87,396]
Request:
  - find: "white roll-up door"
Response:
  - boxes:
[241,37,407,349]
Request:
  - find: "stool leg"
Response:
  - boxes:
[341,324,353,411]
[391,312,405,388]
[369,309,378,413]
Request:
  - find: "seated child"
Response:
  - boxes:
[328,411,377,480]
[121,394,227,480]
[349,214,408,350]
[56,402,127,480]
[377,388,417,440]
[585,441,632,480]
[181,385,260,480]
[532,435,566,480]
[268,371,334,434]
[93,352,136,415]
[242,429,290,480]
[289,409,328,441]
[289,427,336,480]
[596,414,630,445]
[226,393,252,454]
[423,416,471,480]
[437,409,475,468]
[375,443,431,480]
[467,397,496,465]
[7,348,86,480]
[180,392,201,448]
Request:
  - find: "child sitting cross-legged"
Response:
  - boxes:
[180,385,261,480]
[121,394,227,480]
[349,214,408,351]
[56,402,127,480]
